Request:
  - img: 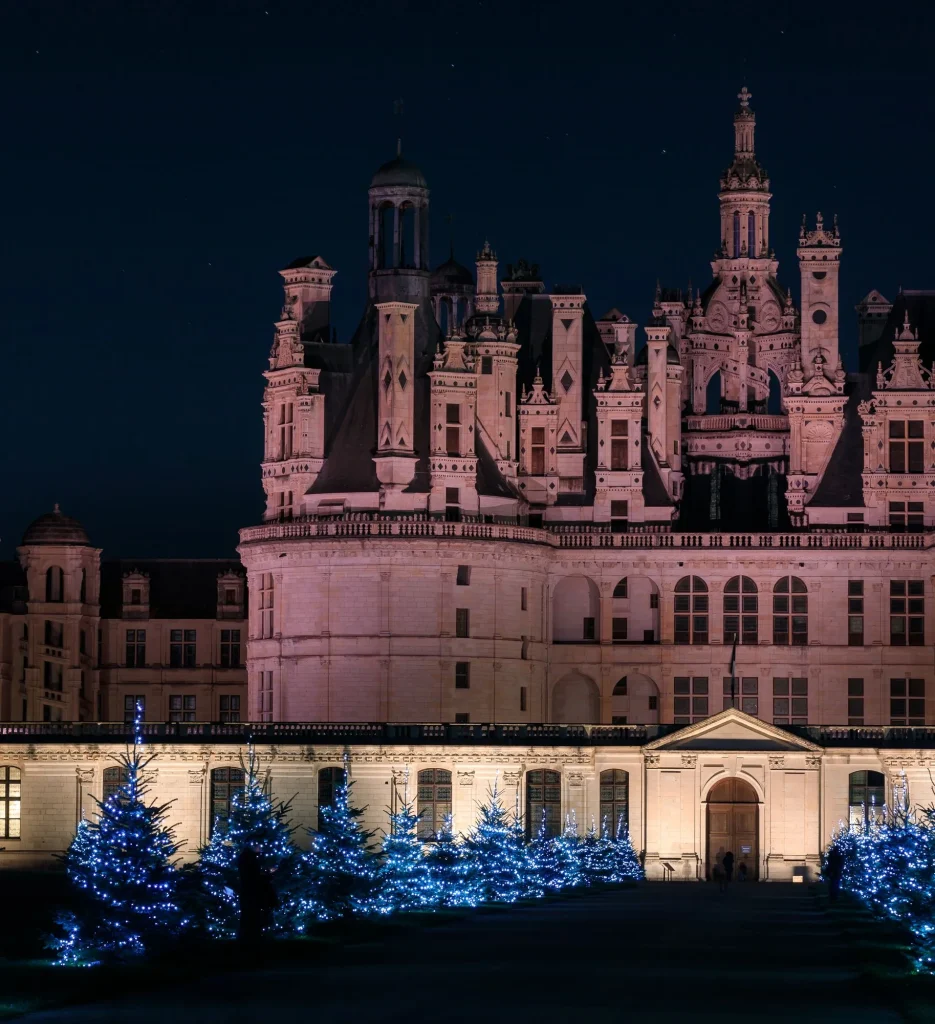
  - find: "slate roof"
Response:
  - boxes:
[100,560,244,619]
[808,376,867,508]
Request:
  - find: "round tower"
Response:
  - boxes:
[718,87,771,258]
[368,142,431,304]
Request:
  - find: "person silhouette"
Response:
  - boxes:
[722,849,735,890]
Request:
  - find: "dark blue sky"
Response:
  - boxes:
[1,0,933,557]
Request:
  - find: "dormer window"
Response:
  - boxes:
[217,572,245,620]
[121,571,150,619]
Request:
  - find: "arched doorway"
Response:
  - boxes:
[706,777,758,881]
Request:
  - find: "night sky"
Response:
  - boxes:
[2,1,933,558]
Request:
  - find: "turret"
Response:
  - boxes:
[474,240,499,315]
[797,212,842,380]
[718,87,771,259]
[373,302,419,503]
[550,291,587,492]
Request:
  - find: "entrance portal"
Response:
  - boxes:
[706,777,758,881]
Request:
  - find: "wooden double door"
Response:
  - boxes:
[706,777,758,881]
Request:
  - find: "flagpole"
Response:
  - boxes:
[729,635,738,709]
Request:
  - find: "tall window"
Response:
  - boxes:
[888,420,924,473]
[848,581,864,645]
[610,420,628,469]
[211,767,245,826]
[724,676,758,714]
[610,500,629,533]
[773,577,808,645]
[125,629,146,667]
[890,580,924,645]
[259,670,273,722]
[278,402,294,460]
[102,765,129,803]
[674,576,708,644]
[526,769,561,839]
[481,356,493,374]
[416,769,452,839]
[259,574,274,638]
[599,769,629,832]
[504,392,511,418]
[455,662,470,689]
[612,617,628,642]
[723,576,758,644]
[748,211,756,255]
[0,767,21,839]
[170,629,196,668]
[455,608,470,638]
[124,695,145,723]
[169,695,196,722]
[732,210,740,257]
[889,501,924,532]
[317,766,345,828]
[530,427,546,475]
[43,661,63,692]
[445,404,461,455]
[848,679,865,726]
[674,676,708,724]
[276,491,294,521]
[849,770,885,828]
[46,566,64,603]
[890,678,925,726]
[220,629,241,668]
[44,620,64,649]
[772,678,808,726]
[445,487,461,522]
[456,565,471,586]
[220,695,241,723]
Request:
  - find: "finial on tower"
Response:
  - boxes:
[738,86,752,111]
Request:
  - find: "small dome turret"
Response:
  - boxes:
[22,505,90,546]
[430,256,474,291]
[370,155,428,190]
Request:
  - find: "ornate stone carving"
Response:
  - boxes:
[75,767,94,783]
[645,754,661,767]
[680,753,697,768]
[805,756,821,769]
[457,770,475,786]
[768,755,785,769]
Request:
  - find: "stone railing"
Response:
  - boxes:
[685,414,788,432]
[240,515,935,551]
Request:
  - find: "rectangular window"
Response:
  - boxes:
[848,678,864,726]
[43,661,63,692]
[610,420,628,470]
[44,620,64,649]
[259,574,274,639]
[889,420,925,474]
[481,356,493,374]
[722,676,758,713]
[455,608,470,638]
[583,616,596,641]
[890,580,924,646]
[890,678,925,726]
[169,629,197,668]
[889,500,925,532]
[520,686,527,712]
[612,715,628,725]
[456,565,471,586]
[79,629,87,655]
[219,695,241,723]
[445,425,460,456]
[530,427,546,476]
[454,713,470,724]
[130,588,141,605]
[124,695,145,723]
[125,629,146,667]
[848,580,864,645]
[220,629,241,668]
[610,499,629,533]
[612,617,628,643]
[521,586,527,611]
[259,671,273,722]
[276,490,294,521]
[674,676,709,725]
[169,695,197,723]
[279,402,294,460]
[504,392,511,418]
[455,662,470,689]
[772,677,808,725]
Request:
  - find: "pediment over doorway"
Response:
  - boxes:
[643,708,822,752]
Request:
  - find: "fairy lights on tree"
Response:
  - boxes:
[376,772,438,913]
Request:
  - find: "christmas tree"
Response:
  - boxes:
[552,812,584,889]
[303,757,378,921]
[425,815,483,908]
[463,778,528,903]
[528,808,563,892]
[376,775,438,913]
[195,747,300,939]
[53,705,186,963]
[610,812,644,881]
[580,816,607,885]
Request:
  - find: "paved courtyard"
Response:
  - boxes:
[23,883,902,1023]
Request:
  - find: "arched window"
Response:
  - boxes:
[379,203,395,268]
[600,769,629,833]
[211,767,245,827]
[102,765,129,803]
[399,204,416,268]
[612,578,628,599]
[848,770,885,829]
[724,576,758,644]
[526,769,561,839]
[416,769,452,839]
[46,566,64,603]
[732,210,741,257]
[773,577,808,645]
[0,766,21,839]
[674,576,708,644]
[612,676,627,696]
[748,211,756,255]
[317,766,345,829]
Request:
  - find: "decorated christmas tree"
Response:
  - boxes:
[303,757,378,920]
[610,812,644,881]
[376,774,438,913]
[580,816,607,885]
[528,808,563,892]
[53,705,186,963]
[195,747,300,939]
[552,812,584,889]
[425,815,483,908]
[463,778,528,903]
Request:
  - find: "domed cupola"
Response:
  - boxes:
[22,504,90,547]
[368,141,431,304]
